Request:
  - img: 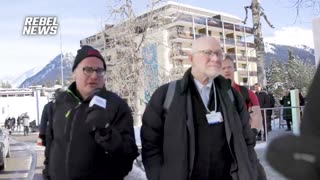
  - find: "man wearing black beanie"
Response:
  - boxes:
[45,45,138,180]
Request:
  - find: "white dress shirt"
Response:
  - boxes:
[193,78,213,108]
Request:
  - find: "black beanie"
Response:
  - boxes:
[72,45,106,72]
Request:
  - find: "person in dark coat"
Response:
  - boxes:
[280,89,292,131]
[45,45,138,180]
[40,88,63,146]
[40,88,63,180]
[280,88,305,131]
[141,37,258,180]
[266,91,275,130]
[254,84,271,139]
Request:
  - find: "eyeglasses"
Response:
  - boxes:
[82,67,106,77]
[193,50,224,59]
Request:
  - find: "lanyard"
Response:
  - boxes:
[202,81,217,113]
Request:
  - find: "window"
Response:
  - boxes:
[236,35,242,41]
[219,32,223,38]
[242,78,248,83]
[189,27,193,33]
[240,50,246,56]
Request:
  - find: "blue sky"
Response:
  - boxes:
[0,0,317,78]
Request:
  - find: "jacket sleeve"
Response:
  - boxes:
[104,101,139,177]
[232,89,259,179]
[40,103,50,139]
[141,85,168,180]
[44,102,55,179]
[299,93,305,106]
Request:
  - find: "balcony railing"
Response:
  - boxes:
[237,70,258,76]
[171,49,189,58]
[168,28,255,50]
[173,14,254,34]
[226,53,258,62]
[207,18,223,28]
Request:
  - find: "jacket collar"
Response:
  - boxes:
[179,68,231,94]
[67,82,83,102]
[67,82,107,102]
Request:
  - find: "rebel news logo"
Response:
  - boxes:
[22,16,58,35]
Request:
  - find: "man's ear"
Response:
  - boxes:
[72,72,76,81]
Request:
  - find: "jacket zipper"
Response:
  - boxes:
[65,90,82,179]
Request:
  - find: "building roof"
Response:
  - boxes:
[138,1,242,23]
[168,1,242,21]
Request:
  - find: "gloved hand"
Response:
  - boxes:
[93,126,122,154]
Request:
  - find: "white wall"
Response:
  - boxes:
[0,96,49,125]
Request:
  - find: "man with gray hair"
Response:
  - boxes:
[141,36,258,180]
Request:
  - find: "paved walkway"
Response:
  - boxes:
[6,128,291,180]
[255,127,293,180]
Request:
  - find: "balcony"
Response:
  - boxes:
[224,38,235,45]
[237,56,257,62]
[170,49,188,60]
[207,18,223,28]
[245,27,254,34]
[237,70,258,77]
[223,22,234,31]
[171,14,254,35]
[226,53,258,62]
[247,42,256,48]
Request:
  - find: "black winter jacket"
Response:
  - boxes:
[46,82,138,180]
[40,101,54,146]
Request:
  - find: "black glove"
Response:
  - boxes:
[94,127,122,154]
[39,134,46,146]
[251,128,259,136]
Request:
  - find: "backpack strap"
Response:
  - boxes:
[163,80,177,111]
[228,89,235,103]
[228,88,242,113]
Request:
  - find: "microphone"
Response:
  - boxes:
[85,88,102,101]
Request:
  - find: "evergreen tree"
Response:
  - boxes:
[266,49,316,100]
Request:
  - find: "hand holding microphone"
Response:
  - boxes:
[85,89,122,153]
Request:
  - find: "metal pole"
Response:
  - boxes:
[35,89,40,125]
[290,89,301,135]
[192,15,196,39]
[263,109,267,142]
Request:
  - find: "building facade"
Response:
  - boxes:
[80,1,259,124]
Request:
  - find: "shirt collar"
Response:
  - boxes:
[193,78,213,92]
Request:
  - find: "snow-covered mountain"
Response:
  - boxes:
[264,42,315,66]
[0,65,44,88]
[6,42,315,88]
[13,66,45,87]
[19,53,74,88]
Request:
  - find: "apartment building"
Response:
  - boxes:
[80,1,259,123]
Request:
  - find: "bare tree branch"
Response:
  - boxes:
[243,5,252,24]
[290,0,320,22]
[243,2,274,28]
[260,11,274,28]
[103,0,181,120]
